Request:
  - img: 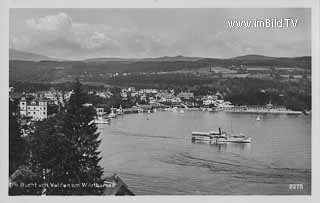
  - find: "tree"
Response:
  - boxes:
[29,114,72,186]
[13,80,105,195]
[62,79,105,194]
[9,100,27,175]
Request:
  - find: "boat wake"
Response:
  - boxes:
[162,152,311,185]
[110,130,188,141]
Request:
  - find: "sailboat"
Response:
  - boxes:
[256,115,261,121]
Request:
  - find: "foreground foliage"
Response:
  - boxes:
[9,80,105,195]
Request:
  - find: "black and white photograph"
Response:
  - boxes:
[3,0,320,199]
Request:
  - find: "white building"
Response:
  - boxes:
[19,97,48,121]
[202,95,218,106]
[95,107,105,120]
[177,92,194,100]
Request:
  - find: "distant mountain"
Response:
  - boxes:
[142,55,203,62]
[199,55,311,68]
[231,55,276,61]
[84,55,202,62]
[84,57,134,62]
[9,49,54,61]
[9,54,311,83]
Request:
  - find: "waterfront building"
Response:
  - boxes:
[130,92,138,97]
[19,97,48,121]
[140,94,147,102]
[177,92,194,100]
[95,107,106,119]
[38,90,62,105]
[121,91,128,100]
[202,95,218,106]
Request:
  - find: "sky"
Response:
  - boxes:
[10,8,311,60]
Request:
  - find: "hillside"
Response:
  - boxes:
[9,49,54,61]
[231,55,276,60]
[84,55,202,62]
[200,56,311,68]
[9,54,311,83]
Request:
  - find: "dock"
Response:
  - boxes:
[223,106,302,114]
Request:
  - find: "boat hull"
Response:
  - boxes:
[191,131,251,144]
[215,138,251,143]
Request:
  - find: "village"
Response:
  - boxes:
[9,86,234,124]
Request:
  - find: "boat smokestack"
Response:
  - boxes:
[219,127,221,135]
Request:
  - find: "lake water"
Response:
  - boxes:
[98,111,311,195]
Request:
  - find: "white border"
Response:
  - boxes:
[1,1,319,203]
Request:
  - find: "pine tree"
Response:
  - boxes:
[9,100,27,176]
[29,114,71,182]
[62,79,105,194]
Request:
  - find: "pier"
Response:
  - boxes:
[223,106,302,114]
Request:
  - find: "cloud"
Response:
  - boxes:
[12,12,173,59]
[10,10,310,59]
[26,13,72,33]
[10,35,31,50]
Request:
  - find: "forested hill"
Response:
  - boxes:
[199,55,311,68]
[84,55,202,62]
[9,49,54,61]
[9,55,311,83]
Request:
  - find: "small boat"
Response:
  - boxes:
[179,109,185,114]
[256,116,261,121]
